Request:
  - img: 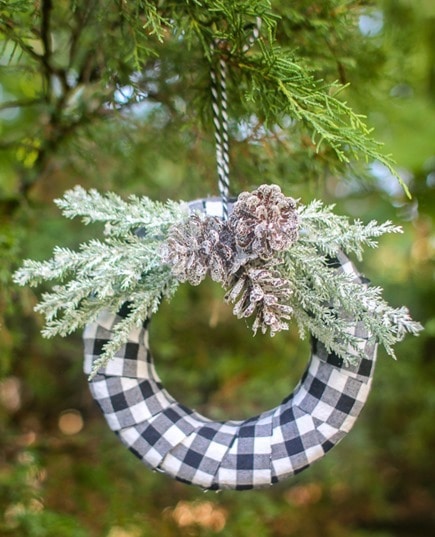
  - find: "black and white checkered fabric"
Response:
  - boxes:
[83,198,377,490]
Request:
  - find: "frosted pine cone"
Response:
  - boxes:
[225,265,293,336]
[230,184,299,259]
[163,214,220,285]
[163,214,236,285]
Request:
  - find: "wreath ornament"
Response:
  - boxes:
[14,187,422,490]
[82,193,381,490]
[13,21,422,490]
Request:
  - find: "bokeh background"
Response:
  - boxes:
[0,1,434,536]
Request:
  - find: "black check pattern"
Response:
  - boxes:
[83,200,377,490]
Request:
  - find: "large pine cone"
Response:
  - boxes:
[229,184,298,259]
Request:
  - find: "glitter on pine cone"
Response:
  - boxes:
[230,184,299,259]
[162,214,219,285]
[225,265,293,336]
[163,214,236,285]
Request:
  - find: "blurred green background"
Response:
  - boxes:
[0,1,434,536]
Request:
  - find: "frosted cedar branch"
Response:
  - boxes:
[13,184,423,375]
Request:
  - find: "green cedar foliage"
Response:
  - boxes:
[0,0,406,194]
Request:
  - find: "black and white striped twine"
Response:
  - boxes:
[210,18,261,219]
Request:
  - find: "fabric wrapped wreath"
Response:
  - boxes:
[14,185,421,490]
[12,15,422,491]
[83,194,376,490]
[83,252,375,490]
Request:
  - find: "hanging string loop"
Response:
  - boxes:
[210,18,261,219]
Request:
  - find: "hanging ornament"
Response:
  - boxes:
[13,17,422,490]
[83,198,378,490]
[13,187,422,490]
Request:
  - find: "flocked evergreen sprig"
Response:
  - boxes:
[14,185,422,377]
[13,186,188,374]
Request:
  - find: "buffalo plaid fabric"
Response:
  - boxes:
[83,199,377,490]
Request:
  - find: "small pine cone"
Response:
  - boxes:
[230,184,299,259]
[163,214,237,285]
[163,214,222,285]
[225,265,293,336]
[252,294,293,337]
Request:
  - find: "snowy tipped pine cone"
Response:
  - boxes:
[225,265,293,336]
[163,213,236,285]
[163,214,218,285]
[230,184,299,259]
